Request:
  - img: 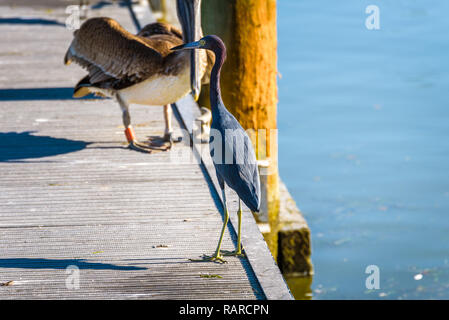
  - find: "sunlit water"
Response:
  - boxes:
[278,0,449,299]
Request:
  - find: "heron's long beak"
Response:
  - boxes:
[171,41,202,51]
[176,0,202,101]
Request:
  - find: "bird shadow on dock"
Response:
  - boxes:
[0,258,146,271]
[0,17,66,27]
[0,131,90,162]
[0,88,103,101]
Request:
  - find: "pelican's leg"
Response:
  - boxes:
[222,199,245,257]
[162,104,182,149]
[116,94,166,153]
[190,178,228,264]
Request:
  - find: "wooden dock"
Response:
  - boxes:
[0,1,292,299]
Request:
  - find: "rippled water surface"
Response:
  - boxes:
[278,0,449,299]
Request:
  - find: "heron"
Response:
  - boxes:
[172,35,261,263]
[64,0,213,152]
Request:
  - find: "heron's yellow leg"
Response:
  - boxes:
[223,199,245,257]
[200,206,229,263]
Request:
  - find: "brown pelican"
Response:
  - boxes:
[64,0,212,152]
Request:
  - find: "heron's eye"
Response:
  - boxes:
[199,39,206,46]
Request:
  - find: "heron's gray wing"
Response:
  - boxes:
[212,121,261,211]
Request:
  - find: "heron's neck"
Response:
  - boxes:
[209,47,226,114]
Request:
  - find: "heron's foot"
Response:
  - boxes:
[128,140,168,153]
[163,132,182,149]
[222,249,246,258]
[189,253,227,264]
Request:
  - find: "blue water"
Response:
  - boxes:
[278,0,449,299]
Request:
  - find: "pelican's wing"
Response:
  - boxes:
[64,17,165,84]
[211,114,261,212]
